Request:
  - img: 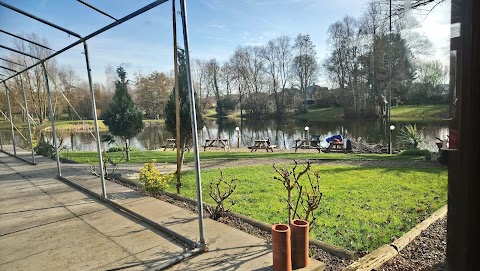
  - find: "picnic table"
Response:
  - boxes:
[294,139,321,152]
[203,138,230,151]
[162,139,191,152]
[163,138,177,151]
[248,139,274,152]
[325,141,345,152]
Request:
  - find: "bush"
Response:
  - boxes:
[399,148,432,160]
[34,139,55,158]
[398,124,425,149]
[106,146,140,152]
[216,96,237,115]
[139,160,174,195]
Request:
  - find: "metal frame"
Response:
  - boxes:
[0,0,206,266]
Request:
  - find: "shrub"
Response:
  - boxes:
[207,171,237,220]
[398,124,425,149]
[34,139,55,158]
[273,159,322,230]
[139,160,174,195]
[399,148,432,160]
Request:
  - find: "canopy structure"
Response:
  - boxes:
[0,0,206,266]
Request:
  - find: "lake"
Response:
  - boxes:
[0,118,449,152]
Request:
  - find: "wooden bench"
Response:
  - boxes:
[162,139,192,152]
[203,138,230,151]
[248,139,274,152]
[325,141,345,153]
[163,139,177,151]
[294,139,322,152]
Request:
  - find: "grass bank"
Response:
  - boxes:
[171,164,447,253]
[60,150,428,164]
[290,104,449,121]
[390,105,448,121]
[292,107,344,120]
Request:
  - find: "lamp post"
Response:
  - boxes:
[389,125,395,154]
[305,126,310,147]
[235,126,240,148]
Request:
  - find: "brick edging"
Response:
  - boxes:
[342,205,448,271]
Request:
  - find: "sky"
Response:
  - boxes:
[0,0,451,86]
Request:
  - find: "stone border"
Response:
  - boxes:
[342,205,448,271]
[111,173,358,260]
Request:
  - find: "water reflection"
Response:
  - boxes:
[0,118,449,152]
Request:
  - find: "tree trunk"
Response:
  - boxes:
[125,139,130,161]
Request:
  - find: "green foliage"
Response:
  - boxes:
[106,146,139,152]
[399,148,432,161]
[215,96,237,115]
[139,160,174,195]
[34,138,55,158]
[398,124,425,149]
[164,47,203,149]
[102,66,144,155]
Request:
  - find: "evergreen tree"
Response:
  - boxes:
[103,66,143,161]
[164,48,203,186]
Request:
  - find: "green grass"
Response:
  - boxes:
[60,150,428,164]
[171,164,447,253]
[292,107,344,120]
[390,105,449,121]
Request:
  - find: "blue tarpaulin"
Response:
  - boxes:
[325,134,343,143]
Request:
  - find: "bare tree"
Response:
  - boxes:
[292,33,318,112]
[192,58,209,112]
[261,35,293,118]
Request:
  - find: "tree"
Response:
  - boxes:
[102,66,143,161]
[134,71,173,119]
[164,47,203,185]
[292,34,318,112]
[261,35,293,118]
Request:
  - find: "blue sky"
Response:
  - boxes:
[0,0,451,85]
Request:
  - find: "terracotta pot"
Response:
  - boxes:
[290,219,309,269]
[272,224,292,271]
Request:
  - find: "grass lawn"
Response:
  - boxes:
[390,105,449,121]
[171,164,447,253]
[292,107,344,120]
[60,150,428,164]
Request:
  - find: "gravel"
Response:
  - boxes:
[379,216,447,271]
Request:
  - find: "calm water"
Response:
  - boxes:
[0,118,449,152]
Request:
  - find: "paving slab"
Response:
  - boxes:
[0,151,194,271]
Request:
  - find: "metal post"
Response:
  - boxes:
[19,74,35,163]
[387,0,392,155]
[172,0,182,194]
[83,41,107,197]
[179,0,205,248]
[42,63,62,176]
[4,83,16,155]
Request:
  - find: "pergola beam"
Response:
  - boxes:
[0,57,26,67]
[0,1,82,38]
[77,0,118,21]
[0,44,41,60]
[0,0,168,84]
[0,29,56,51]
